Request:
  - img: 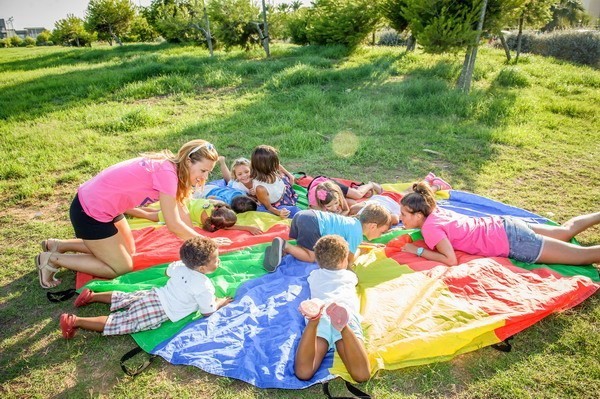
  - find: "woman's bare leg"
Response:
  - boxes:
[531,212,600,242]
[46,231,134,278]
[537,237,600,265]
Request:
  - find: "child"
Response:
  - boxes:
[58,236,233,339]
[308,176,383,209]
[127,198,261,235]
[263,203,392,272]
[313,172,452,222]
[294,235,370,382]
[399,182,600,266]
[225,157,255,195]
[193,184,258,213]
[251,145,300,219]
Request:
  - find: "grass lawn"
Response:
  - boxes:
[0,42,598,399]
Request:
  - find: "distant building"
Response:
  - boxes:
[0,19,47,39]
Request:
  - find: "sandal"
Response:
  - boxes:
[40,239,60,253]
[299,298,325,320]
[35,252,61,289]
[326,303,349,332]
[74,288,93,308]
[59,313,77,339]
[424,172,436,184]
[431,177,452,191]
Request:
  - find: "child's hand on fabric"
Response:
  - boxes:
[402,243,418,254]
[245,226,263,235]
[214,237,233,246]
[279,209,290,218]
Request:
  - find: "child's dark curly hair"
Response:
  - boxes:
[180,236,218,269]
[314,235,349,270]
[231,195,258,213]
[203,205,237,232]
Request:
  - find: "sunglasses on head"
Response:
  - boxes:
[233,157,250,166]
[188,142,215,158]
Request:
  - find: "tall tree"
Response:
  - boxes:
[402,0,527,92]
[543,0,589,31]
[52,14,95,47]
[146,0,204,44]
[514,0,557,62]
[85,0,136,46]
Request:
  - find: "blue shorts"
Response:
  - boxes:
[290,210,321,250]
[502,217,544,263]
[316,310,364,351]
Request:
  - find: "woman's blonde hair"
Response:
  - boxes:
[142,139,218,204]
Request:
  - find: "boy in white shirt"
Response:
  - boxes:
[294,235,370,383]
[59,237,232,339]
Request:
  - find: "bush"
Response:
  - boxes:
[36,30,52,46]
[0,38,9,48]
[23,36,36,47]
[377,28,404,46]
[307,0,381,49]
[505,30,600,68]
[208,0,261,50]
[9,36,23,47]
[494,67,531,88]
[287,8,310,45]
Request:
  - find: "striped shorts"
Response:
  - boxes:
[103,289,168,336]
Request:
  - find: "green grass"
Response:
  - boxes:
[0,42,598,398]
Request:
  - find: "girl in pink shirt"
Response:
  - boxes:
[398,182,600,267]
[35,140,231,289]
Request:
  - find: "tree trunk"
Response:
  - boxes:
[261,0,270,57]
[203,1,213,56]
[499,32,511,62]
[515,16,524,63]
[456,0,488,92]
[406,34,416,51]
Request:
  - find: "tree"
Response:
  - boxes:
[146,0,204,44]
[381,0,415,50]
[123,13,160,42]
[208,0,260,51]
[402,0,527,92]
[513,0,557,62]
[85,0,136,46]
[51,14,95,47]
[307,0,382,49]
[35,30,52,46]
[543,0,590,31]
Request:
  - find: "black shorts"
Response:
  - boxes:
[290,210,321,250]
[69,194,125,240]
[308,175,350,197]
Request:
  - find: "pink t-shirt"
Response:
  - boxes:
[78,157,178,222]
[307,176,330,207]
[421,209,509,257]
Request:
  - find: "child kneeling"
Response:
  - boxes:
[295,235,370,382]
[59,236,232,339]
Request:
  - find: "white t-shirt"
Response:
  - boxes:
[227,180,250,194]
[357,194,400,216]
[156,261,217,321]
[253,177,285,204]
[307,268,360,314]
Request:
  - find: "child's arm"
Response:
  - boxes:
[224,225,263,235]
[279,164,295,185]
[255,185,290,218]
[202,297,233,316]
[402,238,458,266]
[125,207,160,222]
[219,156,232,183]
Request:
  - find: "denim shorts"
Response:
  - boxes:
[502,217,544,263]
[290,210,321,250]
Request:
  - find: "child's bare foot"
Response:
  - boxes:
[370,182,383,195]
[35,252,61,289]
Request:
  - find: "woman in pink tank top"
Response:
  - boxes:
[35,140,231,289]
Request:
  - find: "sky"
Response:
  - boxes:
[0,0,152,30]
